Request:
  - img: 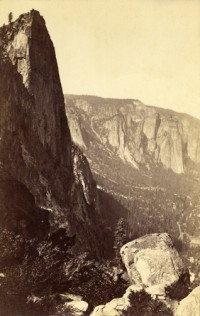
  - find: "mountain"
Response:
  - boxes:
[65,94,200,286]
[1,9,200,316]
[0,10,108,256]
[65,95,200,174]
[0,11,112,314]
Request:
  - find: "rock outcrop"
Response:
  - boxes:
[120,233,186,289]
[72,144,99,209]
[91,286,142,316]
[91,283,174,316]
[65,95,200,174]
[0,10,116,315]
[91,297,129,316]
[175,286,200,316]
[57,294,89,316]
[91,234,191,316]
[0,11,105,256]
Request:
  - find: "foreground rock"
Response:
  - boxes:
[175,286,200,316]
[91,284,173,316]
[91,286,142,316]
[120,233,185,289]
[58,291,88,315]
[91,298,128,316]
[91,233,190,316]
[59,300,88,316]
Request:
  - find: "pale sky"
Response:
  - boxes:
[0,0,200,118]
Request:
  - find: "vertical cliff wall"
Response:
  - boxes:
[65,96,200,174]
[0,11,104,256]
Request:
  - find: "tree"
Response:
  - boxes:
[8,12,13,24]
[113,218,128,265]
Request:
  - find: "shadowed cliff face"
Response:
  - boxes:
[0,11,72,210]
[4,11,72,164]
[0,11,105,257]
[0,170,49,239]
[65,95,200,174]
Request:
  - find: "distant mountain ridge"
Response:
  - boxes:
[65,94,200,174]
[66,94,200,121]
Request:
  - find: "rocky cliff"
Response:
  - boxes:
[0,10,115,315]
[0,11,200,316]
[65,95,200,174]
[0,11,106,257]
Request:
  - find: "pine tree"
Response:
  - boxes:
[8,12,13,24]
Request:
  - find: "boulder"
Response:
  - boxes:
[91,298,129,316]
[91,285,143,316]
[91,234,189,316]
[62,300,88,316]
[145,284,166,299]
[91,283,174,316]
[175,286,200,316]
[91,305,105,316]
[120,233,185,289]
[59,292,83,303]
[123,284,144,301]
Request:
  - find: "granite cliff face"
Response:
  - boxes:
[0,11,105,257]
[65,95,200,174]
[65,95,200,290]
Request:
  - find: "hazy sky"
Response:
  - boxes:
[0,0,200,118]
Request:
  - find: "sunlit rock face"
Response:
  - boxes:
[91,297,130,316]
[72,144,99,208]
[65,95,200,174]
[0,11,105,256]
[175,286,200,316]
[156,117,184,174]
[90,234,190,316]
[120,233,186,288]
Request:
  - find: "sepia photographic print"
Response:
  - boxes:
[0,0,200,315]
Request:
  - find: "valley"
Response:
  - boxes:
[65,94,200,288]
[0,8,200,316]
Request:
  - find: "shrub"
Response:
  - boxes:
[126,290,173,316]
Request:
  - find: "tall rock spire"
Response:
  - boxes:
[0,11,106,257]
